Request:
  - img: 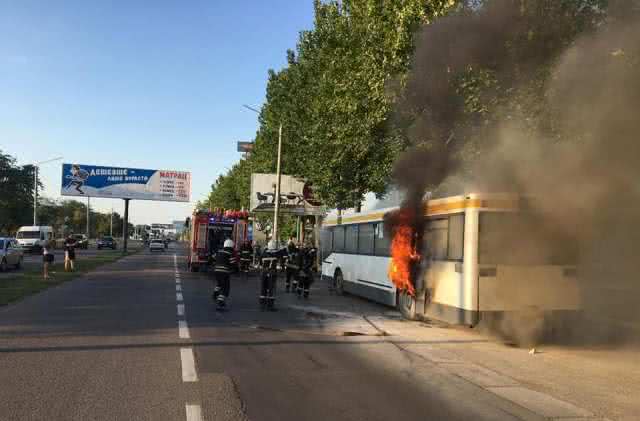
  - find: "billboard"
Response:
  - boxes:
[250,173,324,215]
[61,164,191,202]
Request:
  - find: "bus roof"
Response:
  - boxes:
[323,193,520,227]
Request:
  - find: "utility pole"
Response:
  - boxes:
[273,123,283,247]
[110,206,113,236]
[122,199,130,253]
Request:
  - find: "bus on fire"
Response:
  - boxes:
[320,193,580,328]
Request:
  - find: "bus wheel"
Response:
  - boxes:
[398,290,417,320]
[334,270,344,295]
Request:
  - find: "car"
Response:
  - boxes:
[72,234,89,249]
[149,239,165,252]
[0,238,23,271]
[97,236,117,250]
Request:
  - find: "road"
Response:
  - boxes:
[0,244,549,421]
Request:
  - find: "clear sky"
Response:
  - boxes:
[0,0,314,225]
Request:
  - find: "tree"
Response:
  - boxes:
[0,150,37,235]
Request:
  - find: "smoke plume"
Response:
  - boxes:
[392,0,640,345]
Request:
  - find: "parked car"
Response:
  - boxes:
[72,234,89,249]
[149,239,165,252]
[15,226,54,253]
[97,236,117,250]
[0,238,23,271]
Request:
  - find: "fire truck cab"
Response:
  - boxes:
[187,209,250,272]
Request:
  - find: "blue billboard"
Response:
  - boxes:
[61,163,191,202]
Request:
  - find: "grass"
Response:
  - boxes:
[0,246,142,306]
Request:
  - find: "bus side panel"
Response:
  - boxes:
[332,253,396,307]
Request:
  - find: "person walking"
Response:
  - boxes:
[285,239,299,293]
[42,240,54,280]
[64,235,76,272]
[296,242,317,299]
[259,240,286,311]
[212,239,238,309]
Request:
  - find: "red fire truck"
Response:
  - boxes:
[187,209,250,272]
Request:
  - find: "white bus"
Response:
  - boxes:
[321,193,581,327]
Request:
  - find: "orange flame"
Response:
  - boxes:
[388,223,418,296]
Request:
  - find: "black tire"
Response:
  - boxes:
[398,290,418,320]
[15,257,22,270]
[0,258,7,272]
[334,270,344,295]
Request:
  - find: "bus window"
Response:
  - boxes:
[424,218,448,260]
[321,228,333,256]
[358,223,374,255]
[333,226,345,252]
[374,223,390,256]
[345,225,358,253]
[448,214,464,260]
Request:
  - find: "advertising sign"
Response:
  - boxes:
[250,173,324,215]
[61,164,191,202]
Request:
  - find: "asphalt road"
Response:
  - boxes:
[0,244,544,421]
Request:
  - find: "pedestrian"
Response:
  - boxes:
[64,235,76,272]
[212,239,238,309]
[285,239,299,292]
[42,240,54,280]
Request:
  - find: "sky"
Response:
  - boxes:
[0,0,315,225]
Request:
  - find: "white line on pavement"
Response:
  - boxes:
[185,404,203,421]
[179,320,190,339]
[176,284,182,291]
[176,292,183,302]
[177,304,185,316]
[180,348,198,382]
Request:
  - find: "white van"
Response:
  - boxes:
[16,226,54,252]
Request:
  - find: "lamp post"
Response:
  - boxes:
[32,156,63,225]
[243,104,283,247]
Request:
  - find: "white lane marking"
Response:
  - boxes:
[176,284,182,291]
[180,348,198,382]
[179,320,190,339]
[185,404,203,421]
[176,292,183,302]
[177,304,185,316]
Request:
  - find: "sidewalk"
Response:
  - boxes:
[281,277,639,421]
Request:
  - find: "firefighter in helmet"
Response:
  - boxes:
[259,240,286,310]
[212,239,238,309]
[285,238,300,292]
[296,240,317,299]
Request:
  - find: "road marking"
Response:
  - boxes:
[185,404,203,421]
[180,348,198,382]
[176,292,183,302]
[176,284,182,291]
[177,304,185,316]
[179,320,190,338]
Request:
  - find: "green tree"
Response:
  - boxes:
[0,150,37,235]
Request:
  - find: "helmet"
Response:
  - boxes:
[224,239,234,248]
[267,240,277,250]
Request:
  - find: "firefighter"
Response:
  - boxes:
[285,239,299,292]
[296,241,317,299]
[259,240,285,310]
[212,239,238,309]
[239,240,253,273]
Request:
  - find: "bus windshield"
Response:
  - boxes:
[16,231,40,239]
[478,212,578,266]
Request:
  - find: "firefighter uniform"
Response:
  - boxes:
[296,245,317,299]
[213,241,238,308]
[239,241,253,273]
[260,243,286,310]
[285,242,300,292]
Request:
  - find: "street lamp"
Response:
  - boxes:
[243,104,283,247]
[33,156,63,226]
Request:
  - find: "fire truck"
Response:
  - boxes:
[187,209,250,272]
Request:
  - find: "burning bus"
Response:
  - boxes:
[187,209,250,272]
[321,193,580,328]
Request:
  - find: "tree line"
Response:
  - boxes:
[1,149,130,238]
